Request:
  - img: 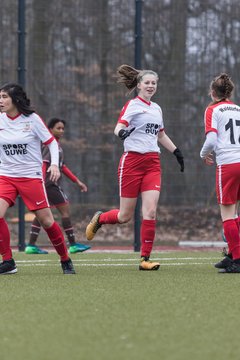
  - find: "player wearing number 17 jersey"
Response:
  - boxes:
[200,73,240,273]
[204,99,240,166]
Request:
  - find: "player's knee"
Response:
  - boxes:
[144,209,157,220]
[38,217,54,229]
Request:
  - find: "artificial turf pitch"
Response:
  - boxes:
[1,250,240,360]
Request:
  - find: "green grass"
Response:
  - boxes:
[1,250,240,360]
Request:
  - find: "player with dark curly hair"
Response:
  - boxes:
[26,117,90,254]
[0,83,75,274]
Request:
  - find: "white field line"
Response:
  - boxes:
[17,262,215,267]
[16,259,51,263]
[75,262,214,267]
[16,257,219,267]
[16,257,219,263]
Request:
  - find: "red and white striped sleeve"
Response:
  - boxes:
[204,106,218,134]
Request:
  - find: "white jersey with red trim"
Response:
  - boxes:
[0,112,54,178]
[204,100,240,165]
[118,96,164,153]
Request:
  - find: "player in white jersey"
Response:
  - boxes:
[200,73,240,273]
[0,83,75,274]
[86,64,184,271]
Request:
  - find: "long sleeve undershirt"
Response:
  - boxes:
[47,139,59,166]
[200,131,217,158]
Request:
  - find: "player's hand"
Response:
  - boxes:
[173,148,184,172]
[48,164,60,182]
[118,127,135,140]
[76,179,88,192]
[203,153,214,166]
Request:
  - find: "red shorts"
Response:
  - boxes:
[118,152,161,198]
[0,176,49,211]
[216,163,240,204]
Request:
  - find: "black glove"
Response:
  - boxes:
[173,148,184,172]
[118,127,135,140]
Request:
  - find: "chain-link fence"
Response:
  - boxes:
[1,0,240,245]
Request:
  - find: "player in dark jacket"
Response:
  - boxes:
[25,118,90,254]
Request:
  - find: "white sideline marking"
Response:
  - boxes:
[16,256,219,263]
[16,259,51,263]
[16,257,218,267]
[18,262,214,267]
[179,241,226,247]
[73,262,213,267]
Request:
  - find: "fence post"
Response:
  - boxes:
[17,0,26,251]
[133,0,143,252]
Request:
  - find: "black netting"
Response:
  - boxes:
[1,0,240,243]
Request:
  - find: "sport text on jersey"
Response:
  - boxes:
[145,123,161,135]
[3,143,28,155]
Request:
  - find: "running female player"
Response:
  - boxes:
[86,64,184,270]
[26,118,90,254]
[0,83,75,274]
[200,73,240,273]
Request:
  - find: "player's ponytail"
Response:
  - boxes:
[116,64,140,93]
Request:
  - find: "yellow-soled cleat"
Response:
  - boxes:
[139,257,160,271]
[86,211,103,241]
